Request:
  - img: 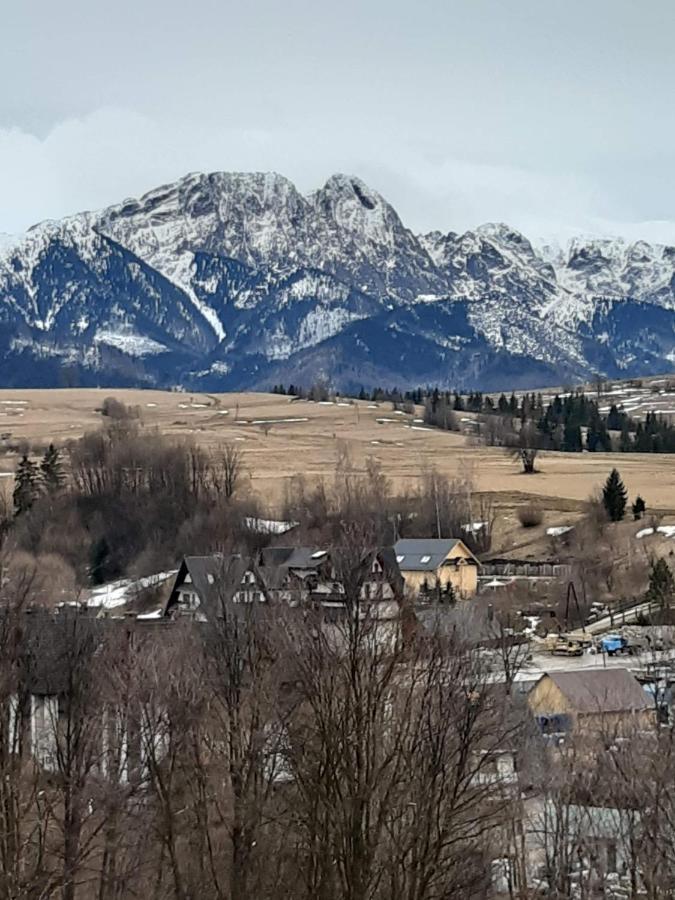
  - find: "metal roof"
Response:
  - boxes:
[394,538,466,571]
[542,669,652,714]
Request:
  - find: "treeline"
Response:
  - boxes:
[272,381,675,452]
[423,388,675,454]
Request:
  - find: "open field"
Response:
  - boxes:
[2,388,675,529]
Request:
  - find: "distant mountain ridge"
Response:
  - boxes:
[1,171,675,391]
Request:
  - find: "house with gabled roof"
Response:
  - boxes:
[528,668,654,735]
[258,546,403,617]
[394,538,479,598]
[164,547,404,621]
[164,554,268,620]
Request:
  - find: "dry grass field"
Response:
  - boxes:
[2,388,675,528]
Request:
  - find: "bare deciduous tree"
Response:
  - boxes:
[221,443,244,500]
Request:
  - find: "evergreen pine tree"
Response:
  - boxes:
[619,422,633,453]
[563,422,583,452]
[586,425,599,452]
[602,468,628,521]
[631,495,646,520]
[12,455,40,515]
[89,536,114,585]
[645,557,675,610]
[597,422,612,452]
[40,443,64,494]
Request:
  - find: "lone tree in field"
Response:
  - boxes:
[602,467,627,521]
[40,443,65,493]
[509,422,541,474]
[12,455,40,515]
[632,495,646,521]
[646,557,675,611]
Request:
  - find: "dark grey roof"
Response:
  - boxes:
[165,555,253,615]
[543,669,652,714]
[394,538,466,572]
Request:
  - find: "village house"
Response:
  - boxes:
[3,611,169,781]
[164,547,404,620]
[394,538,480,598]
[494,798,642,896]
[164,555,268,619]
[259,546,403,615]
[528,668,655,737]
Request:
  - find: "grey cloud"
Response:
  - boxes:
[2,0,674,242]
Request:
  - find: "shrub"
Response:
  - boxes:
[100,397,140,420]
[517,503,543,528]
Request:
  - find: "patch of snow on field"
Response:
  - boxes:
[462,522,487,534]
[547,526,573,536]
[245,517,298,534]
[636,525,675,539]
[137,609,163,620]
[87,571,176,609]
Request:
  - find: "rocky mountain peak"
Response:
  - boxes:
[2,170,675,392]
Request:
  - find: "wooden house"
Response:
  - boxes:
[165,548,404,620]
[164,555,269,619]
[394,538,479,598]
[528,668,654,736]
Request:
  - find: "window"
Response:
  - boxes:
[181,590,199,609]
[311,550,327,560]
[396,555,404,564]
[420,555,431,564]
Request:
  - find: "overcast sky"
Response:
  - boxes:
[3,0,675,242]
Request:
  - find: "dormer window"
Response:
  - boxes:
[420,555,431,564]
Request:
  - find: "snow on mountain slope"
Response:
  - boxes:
[2,170,675,391]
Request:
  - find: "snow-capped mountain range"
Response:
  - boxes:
[1,171,675,392]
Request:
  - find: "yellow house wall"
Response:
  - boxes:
[527,678,572,717]
[400,543,478,598]
[528,677,656,734]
